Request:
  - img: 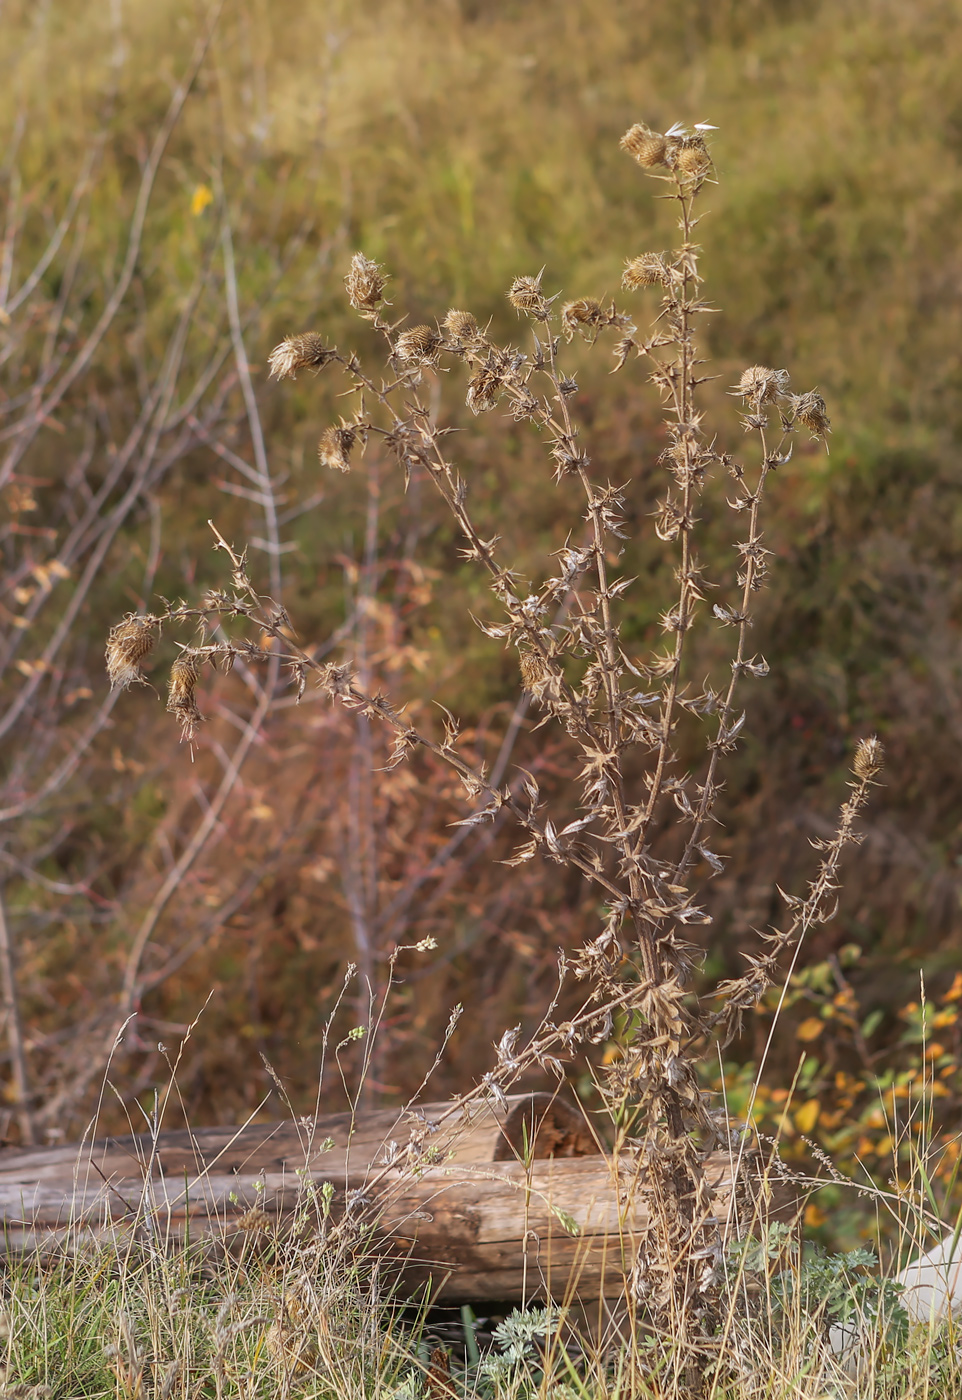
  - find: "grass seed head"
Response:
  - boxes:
[345,252,388,311]
[395,324,442,364]
[106,616,156,690]
[236,1206,271,1234]
[853,735,884,780]
[620,123,668,168]
[318,424,357,472]
[622,253,668,290]
[267,332,334,381]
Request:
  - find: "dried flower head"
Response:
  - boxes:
[106,616,156,690]
[519,648,550,694]
[395,324,442,364]
[443,309,479,345]
[345,253,388,311]
[318,423,356,472]
[791,389,831,439]
[267,333,334,381]
[620,123,668,169]
[622,254,668,290]
[167,651,203,742]
[561,298,605,340]
[734,365,790,408]
[673,142,712,182]
[507,274,549,319]
[853,735,884,781]
[466,355,507,414]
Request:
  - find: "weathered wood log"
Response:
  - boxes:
[0,1093,791,1303]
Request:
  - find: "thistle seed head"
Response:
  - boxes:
[620,123,668,169]
[622,254,668,290]
[167,652,203,742]
[267,333,334,381]
[853,735,884,780]
[507,274,549,320]
[791,389,832,439]
[395,324,441,364]
[561,297,606,342]
[466,359,503,414]
[734,365,790,408]
[673,142,712,182]
[443,309,479,345]
[106,616,156,690]
[519,648,550,694]
[345,253,388,311]
[318,424,356,472]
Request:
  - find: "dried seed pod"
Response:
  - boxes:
[620,123,668,168]
[106,616,156,690]
[443,308,479,345]
[395,324,442,364]
[345,252,388,311]
[622,253,668,290]
[167,652,203,742]
[791,389,831,439]
[507,274,548,319]
[734,365,790,407]
[853,735,884,780]
[318,424,356,472]
[561,297,604,339]
[267,332,334,381]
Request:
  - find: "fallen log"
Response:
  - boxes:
[0,1093,791,1303]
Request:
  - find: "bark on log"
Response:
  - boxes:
[0,1093,791,1304]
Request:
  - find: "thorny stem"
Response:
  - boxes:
[543,326,659,986]
[673,425,785,887]
[180,533,629,910]
[634,186,698,857]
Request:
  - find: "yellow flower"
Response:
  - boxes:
[191,183,213,217]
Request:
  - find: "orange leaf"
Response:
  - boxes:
[797,1016,824,1042]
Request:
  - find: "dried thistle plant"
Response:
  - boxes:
[109,119,871,1372]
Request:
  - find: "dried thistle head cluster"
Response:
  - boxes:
[110,117,876,1351]
[620,120,716,186]
[733,366,831,440]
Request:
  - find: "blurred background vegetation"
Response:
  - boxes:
[1,0,961,1243]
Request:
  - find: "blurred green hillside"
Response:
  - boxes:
[1,0,962,1187]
